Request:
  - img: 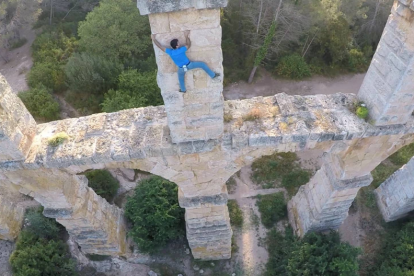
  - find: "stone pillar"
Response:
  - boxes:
[375,157,414,222]
[358,0,414,126]
[0,168,127,256]
[137,0,227,143]
[178,185,231,260]
[288,135,414,237]
[288,154,373,237]
[0,189,27,240]
[0,75,36,161]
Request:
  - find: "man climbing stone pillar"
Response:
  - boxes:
[358,0,414,125]
[375,156,414,222]
[137,0,227,143]
[288,134,414,237]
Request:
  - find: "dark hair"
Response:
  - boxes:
[170,39,178,49]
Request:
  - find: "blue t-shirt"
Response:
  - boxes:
[166,47,190,67]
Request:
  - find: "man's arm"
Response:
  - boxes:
[184,30,191,50]
[151,34,166,52]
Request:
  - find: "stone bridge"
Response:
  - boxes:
[1,0,414,261]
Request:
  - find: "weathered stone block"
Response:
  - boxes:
[137,0,227,15]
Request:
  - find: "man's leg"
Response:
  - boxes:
[178,68,187,92]
[188,61,216,78]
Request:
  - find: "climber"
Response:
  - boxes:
[151,30,220,93]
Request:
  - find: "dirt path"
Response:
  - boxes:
[0,27,37,94]
[224,70,366,100]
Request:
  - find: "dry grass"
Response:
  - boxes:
[223,112,233,122]
[48,132,69,147]
[242,108,263,121]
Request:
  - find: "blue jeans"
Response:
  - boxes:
[178,61,215,92]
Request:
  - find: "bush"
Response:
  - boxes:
[228,200,243,228]
[348,48,368,72]
[265,228,360,276]
[281,170,310,196]
[27,62,66,91]
[356,106,369,120]
[389,143,414,166]
[25,209,60,240]
[18,85,60,121]
[10,231,76,276]
[101,69,163,113]
[373,222,414,275]
[371,163,399,188]
[84,170,120,202]
[65,53,123,95]
[32,31,78,64]
[124,176,185,252]
[252,152,298,187]
[256,193,286,228]
[275,54,311,79]
[48,132,69,147]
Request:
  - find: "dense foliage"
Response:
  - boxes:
[9,209,76,276]
[84,169,120,202]
[373,222,414,275]
[125,176,185,252]
[101,69,163,113]
[265,228,360,276]
[256,193,286,228]
[18,85,60,121]
[276,54,311,79]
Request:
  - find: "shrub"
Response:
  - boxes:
[356,106,369,120]
[371,163,399,188]
[124,176,185,252]
[84,170,120,202]
[389,143,414,166]
[27,62,66,91]
[25,209,60,240]
[275,54,311,79]
[18,85,60,121]
[265,228,360,276]
[373,222,414,275]
[48,132,69,147]
[281,170,310,196]
[252,152,298,187]
[101,70,163,112]
[256,193,286,228]
[348,48,368,72]
[10,38,27,49]
[32,31,78,64]
[228,200,243,228]
[10,231,76,276]
[65,53,123,95]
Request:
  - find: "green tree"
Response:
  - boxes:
[25,209,60,240]
[65,52,123,95]
[78,0,152,63]
[85,169,120,202]
[18,85,60,121]
[124,176,185,252]
[276,54,311,79]
[265,228,360,276]
[27,62,66,91]
[10,231,76,276]
[101,69,163,113]
[256,193,286,228]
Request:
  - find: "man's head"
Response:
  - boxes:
[170,39,179,49]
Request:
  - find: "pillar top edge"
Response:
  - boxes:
[137,0,228,15]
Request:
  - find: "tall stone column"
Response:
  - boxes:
[288,135,413,237]
[0,168,127,256]
[375,157,414,222]
[0,75,36,161]
[358,0,414,126]
[178,185,231,260]
[137,0,227,143]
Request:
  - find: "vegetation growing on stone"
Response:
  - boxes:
[228,200,243,228]
[265,228,360,276]
[48,132,69,147]
[125,176,185,253]
[84,169,120,202]
[356,106,369,120]
[9,209,76,276]
[256,193,286,228]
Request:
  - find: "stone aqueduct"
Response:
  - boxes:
[0,0,414,261]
